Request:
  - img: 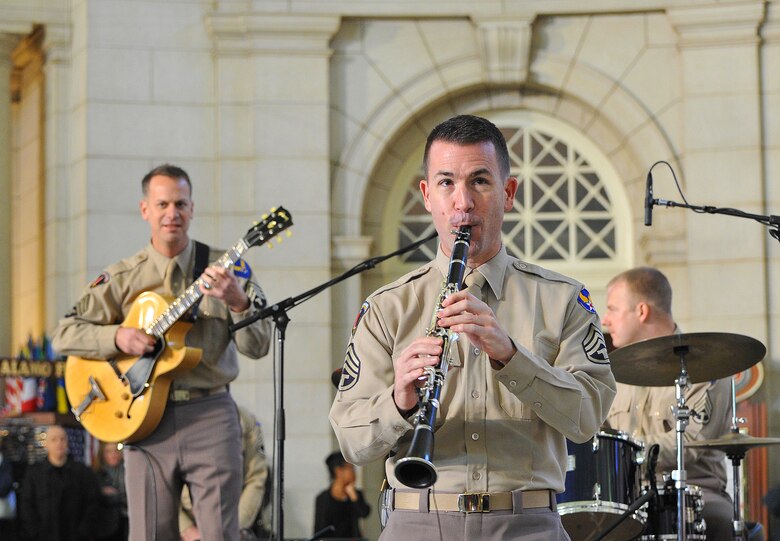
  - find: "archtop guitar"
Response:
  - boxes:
[64,207,292,443]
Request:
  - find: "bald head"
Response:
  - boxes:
[45,425,69,466]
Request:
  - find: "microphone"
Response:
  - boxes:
[644,170,654,226]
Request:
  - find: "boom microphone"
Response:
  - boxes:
[644,170,654,226]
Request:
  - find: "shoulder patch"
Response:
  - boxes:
[233,259,251,279]
[338,344,360,391]
[89,272,110,288]
[582,323,609,364]
[352,301,370,337]
[577,288,597,314]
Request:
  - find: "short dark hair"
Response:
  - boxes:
[142,164,192,196]
[422,115,511,179]
[325,451,347,479]
[609,267,673,316]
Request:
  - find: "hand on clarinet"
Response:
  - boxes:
[438,289,516,369]
[393,336,443,413]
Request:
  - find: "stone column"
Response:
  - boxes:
[758,0,780,515]
[331,235,373,365]
[0,33,17,354]
[41,23,72,331]
[208,11,341,539]
[667,2,767,338]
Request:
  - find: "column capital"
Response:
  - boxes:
[760,2,780,44]
[207,12,341,56]
[332,235,373,270]
[42,23,71,65]
[472,15,535,85]
[667,1,765,48]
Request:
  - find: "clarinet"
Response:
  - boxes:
[394,225,472,489]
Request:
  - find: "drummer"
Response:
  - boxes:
[601,267,733,541]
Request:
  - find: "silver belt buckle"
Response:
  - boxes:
[172,389,190,401]
[457,492,490,513]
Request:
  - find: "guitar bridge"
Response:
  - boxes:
[71,376,106,421]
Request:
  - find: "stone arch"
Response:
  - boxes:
[332,54,682,263]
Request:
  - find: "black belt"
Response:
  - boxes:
[168,385,227,402]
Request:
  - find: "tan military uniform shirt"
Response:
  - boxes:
[329,246,616,493]
[179,406,269,531]
[52,240,271,389]
[605,378,730,491]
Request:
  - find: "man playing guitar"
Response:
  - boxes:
[53,164,272,541]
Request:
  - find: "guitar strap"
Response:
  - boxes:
[193,241,210,281]
[187,240,211,322]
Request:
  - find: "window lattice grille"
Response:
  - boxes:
[398,125,617,264]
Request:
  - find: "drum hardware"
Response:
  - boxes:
[557,430,647,541]
[686,378,780,541]
[640,481,707,540]
[610,333,766,541]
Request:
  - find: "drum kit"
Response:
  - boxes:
[557,332,779,541]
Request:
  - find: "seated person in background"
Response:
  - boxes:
[180,406,269,541]
[601,267,733,541]
[313,451,370,540]
[19,425,103,541]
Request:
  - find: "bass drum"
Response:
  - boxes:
[640,482,707,540]
[557,429,647,541]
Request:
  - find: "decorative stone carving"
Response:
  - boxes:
[473,16,534,84]
[207,12,341,56]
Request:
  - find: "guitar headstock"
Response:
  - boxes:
[245,206,293,248]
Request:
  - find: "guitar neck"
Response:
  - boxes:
[147,240,250,337]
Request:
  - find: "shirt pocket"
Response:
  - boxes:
[496,382,531,420]
[496,335,559,420]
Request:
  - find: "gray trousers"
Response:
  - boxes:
[701,485,736,541]
[124,392,243,541]
[380,508,571,540]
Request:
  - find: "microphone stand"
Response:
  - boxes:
[650,197,780,245]
[229,231,437,541]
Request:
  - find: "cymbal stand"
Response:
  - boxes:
[672,345,692,541]
[728,378,748,541]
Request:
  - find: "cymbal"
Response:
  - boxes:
[609,332,765,386]
[686,432,780,455]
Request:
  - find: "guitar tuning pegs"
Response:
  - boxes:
[253,221,259,226]
[286,231,292,237]
[262,213,268,220]
[276,237,282,244]
[271,206,277,212]
[267,243,274,249]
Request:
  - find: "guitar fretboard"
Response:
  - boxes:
[147,241,249,337]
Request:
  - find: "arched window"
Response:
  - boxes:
[387,110,632,280]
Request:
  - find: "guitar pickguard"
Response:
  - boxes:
[123,338,165,397]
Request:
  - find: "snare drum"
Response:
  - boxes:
[640,483,706,540]
[557,430,646,541]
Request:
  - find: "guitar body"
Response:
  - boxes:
[65,291,202,443]
[63,206,292,443]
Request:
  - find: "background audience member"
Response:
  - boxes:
[18,425,103,541]
[313,451,370,540]
[94,441,128,541]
